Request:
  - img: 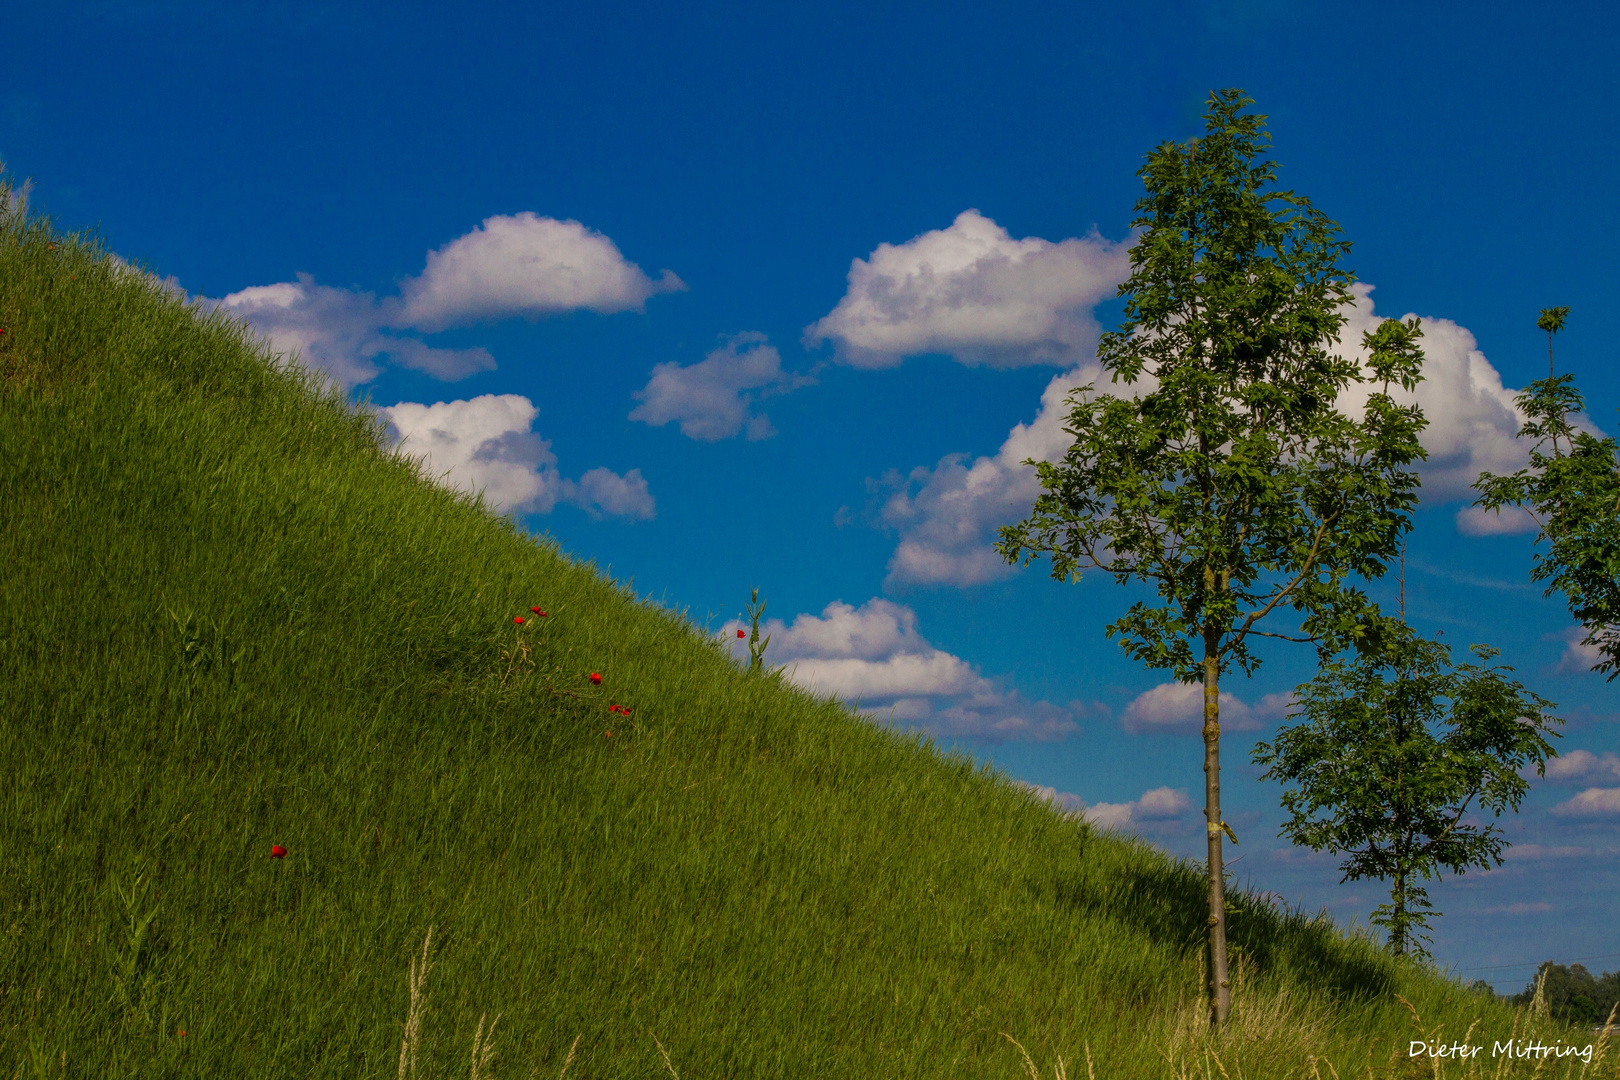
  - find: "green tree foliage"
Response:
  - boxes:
[996,89,1428,1026]
[1253,630,1559,960]
[1474,308,1620,678]
[1513,963,1620,1028]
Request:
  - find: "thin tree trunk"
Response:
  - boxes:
[1391,868,1406,956]
[1202,635,1230,1027]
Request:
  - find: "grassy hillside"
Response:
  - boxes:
[0,185,1608,1079]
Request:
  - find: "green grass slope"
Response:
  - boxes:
[0,190,1607,1078]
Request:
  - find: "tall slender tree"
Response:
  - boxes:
[997,89,1428,1026]
[1474,309,1620,677]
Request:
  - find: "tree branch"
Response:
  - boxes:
[1246,629,1317,643]
[1233,512,1337,644]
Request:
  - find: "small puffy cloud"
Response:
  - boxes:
[1018,782,1086,817]
[1132,786,1193,819]
[763,596,940,663]
[218,216,679,390]
[1542,749,1620,784]
[877,362,1114,586]
[1082,786,1193,831]
[379,336,499,382]
[1081,804,1134,829]
[630,332,813,441]
[1121,682,1292,736]
[1557,628,1606,676]
[1455,505,1538,536]
[105,252,190,302]
[719,598,1080,741]
[1551,787,1620,817]
[398,212,684,332]
[220,278,495,388]
[220,276,391,389]
[775,650,984,700]
[382,394,564,513]
[1255,691,1298,718]
[1015,781,1190,831]
[568,467,655,520]
[379,393,654,520]
[805,209,1131,369]
[1505,844,1593,861]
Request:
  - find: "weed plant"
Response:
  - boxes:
[0,185,1609,1077]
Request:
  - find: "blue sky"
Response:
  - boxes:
[8,1,1619,992]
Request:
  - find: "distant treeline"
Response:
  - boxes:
[1511,963,1620,1026]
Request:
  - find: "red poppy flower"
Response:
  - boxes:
[514,615,525,624]
[270,844,287,859]
[621,707,633,716]
[531,606,542,613]
[737,628,746,638]
[178,1029,187,1038]
[588,672,602,685]
[608,704,621,713]
[604,730,614,738]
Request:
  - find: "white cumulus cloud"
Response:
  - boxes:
[873,282,1583,588]
[1542,749,1620,784]
[1081,786,1193,831]
[1121,682,1293,736]
[1557,628,1606,676]
[876,362,1111,586]
[398,212,684,332]
[1505,844,1593,861]
[805,209,1131,369]
[378,336,500,382]
[218,215,679,390]
[569,466,656,520]
[1454,505,1539,536]
[719,597,1081,741]
[1016,781,1194,833]
[1018,782,1086,817]
[1551,787,1620,817]
[1331,284,1557,501]
[630,332,813,441]
[380,394,654,520]
[222,277,385,389]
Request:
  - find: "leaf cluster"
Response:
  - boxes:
[997,90,1428,682]
[1475,372,1620,678]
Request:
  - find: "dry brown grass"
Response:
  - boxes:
[1155,957,1336,1079]
[398,926,435,1080]
[395,925,587,1080]
[1001,1029,1095,1080]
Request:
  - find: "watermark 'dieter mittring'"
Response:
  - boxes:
[1408,1039,1593,1064]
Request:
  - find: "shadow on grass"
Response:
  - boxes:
[1052,852,1397,1005]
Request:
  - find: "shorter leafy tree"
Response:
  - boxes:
[1474,307,1620,677]
[1253,626,1559,959]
